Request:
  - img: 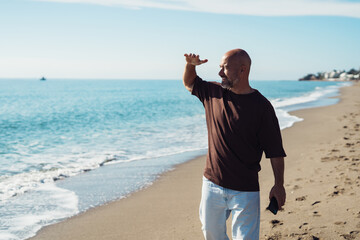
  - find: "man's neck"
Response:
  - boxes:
[230,81,255,95]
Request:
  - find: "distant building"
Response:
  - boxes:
[299,68,360,81]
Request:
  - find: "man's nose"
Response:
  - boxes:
[219,68,224,76]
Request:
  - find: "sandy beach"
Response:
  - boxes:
[29,81,360,240]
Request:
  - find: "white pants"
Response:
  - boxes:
[199,177,260,240]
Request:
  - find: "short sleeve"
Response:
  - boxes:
[191,76,210,103]
[258,101,287,158]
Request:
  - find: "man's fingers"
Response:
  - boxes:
[276,195,285,208]
[269,187,286,209]
[269,193,274,200]
[278,197,283,207]
[272,196,282,210]
[184,53,201,58]
[184,53,207,65]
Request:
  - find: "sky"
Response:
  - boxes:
[0,0,359,80]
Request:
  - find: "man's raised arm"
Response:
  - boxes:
[183,53,208,92]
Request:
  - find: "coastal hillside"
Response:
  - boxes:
[299,68,360,81]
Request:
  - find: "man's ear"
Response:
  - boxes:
[240,65,246,73]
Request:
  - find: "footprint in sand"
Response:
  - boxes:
[299,222,308,229]
[329,186,345,197]
[266,232,282,240]
[295,196,307,201]
[288,232,309,238]
[334,221,347,225]
[321,156,333,162]
[270,220,283,228]
[340,231,360,240]
[330,190,343,197]
[313,211,321,217]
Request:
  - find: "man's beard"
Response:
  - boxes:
[221,77,233,89]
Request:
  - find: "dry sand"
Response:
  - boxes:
[30,81,360,240]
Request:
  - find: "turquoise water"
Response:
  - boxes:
[0,79,351,239]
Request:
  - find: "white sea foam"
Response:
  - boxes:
[271,86,335,109]
[102,146,208,166]
[0,183,78,240]
[271,81,350,130]
[0,153,107,202]
[0,119,208,203]
[275,108,303,130]
[272,82,351,109]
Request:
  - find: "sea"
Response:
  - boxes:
[0,79,352,240]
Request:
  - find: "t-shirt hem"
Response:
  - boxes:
[265,153,287,159]
[203,173,260,192]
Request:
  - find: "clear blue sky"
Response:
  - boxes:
[1,0,359,80]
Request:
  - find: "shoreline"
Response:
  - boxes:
[29,81,360,240]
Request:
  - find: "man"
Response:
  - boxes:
[182,49,286,240]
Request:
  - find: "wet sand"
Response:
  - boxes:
[30,81,360,240]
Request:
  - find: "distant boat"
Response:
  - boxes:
[40,77,46,81]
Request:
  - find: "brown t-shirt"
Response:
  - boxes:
[192,76,286,191]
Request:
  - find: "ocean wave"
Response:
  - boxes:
[0,183,78,240]
[271,81,350,130]
[0,144,207,203]
[271,84,338,109]
[275,109,303,130]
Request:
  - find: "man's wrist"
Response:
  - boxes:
[186,62,197,68]
[274,180,284,186]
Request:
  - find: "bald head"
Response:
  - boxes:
[224,49,252,69]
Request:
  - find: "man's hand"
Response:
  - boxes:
[269,184,286,209]
[183,53,208,92]
[184,53,208,66]
[269,157,286,209]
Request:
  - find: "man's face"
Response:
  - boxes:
[219,56,240,89]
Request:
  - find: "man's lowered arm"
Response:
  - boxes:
[269,157,286,208]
